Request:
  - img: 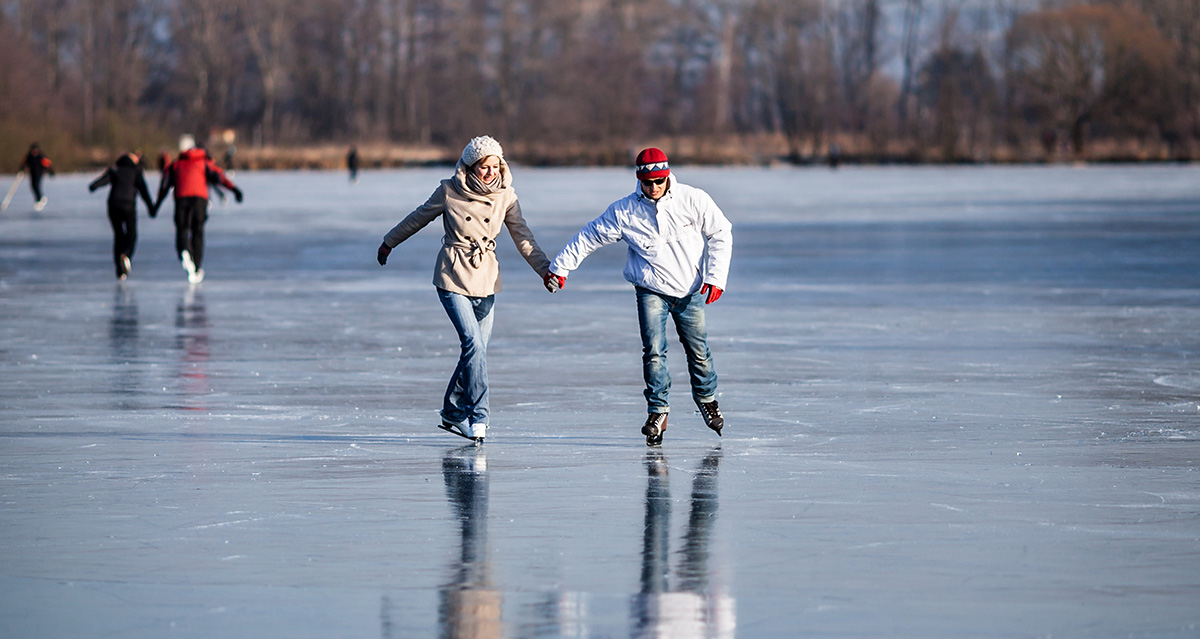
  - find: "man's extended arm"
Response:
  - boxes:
[544,207,623,292]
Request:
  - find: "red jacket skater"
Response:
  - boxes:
[156,147,242,205]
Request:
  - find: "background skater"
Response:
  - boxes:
[544,148,732,446]
[20,143,55,211]
[377,136,551,443]
[155,142,243,284]
[347,146,359,183]
[89,152,156,280]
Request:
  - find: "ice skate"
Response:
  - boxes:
[641,413,667,447]
[440,417,484,443]
[34,196,47,211]
[181,250,196,279]
[189,268,205,284]
[117,254,131,281]
[697,400,724,436]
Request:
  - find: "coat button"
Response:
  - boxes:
[465,216,472,221]
[484,218,490,223]
[465,236,471,240]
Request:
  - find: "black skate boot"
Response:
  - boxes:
[641,412,667,447]
[697,400,724,436]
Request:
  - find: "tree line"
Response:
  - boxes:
[2,0,1197,169]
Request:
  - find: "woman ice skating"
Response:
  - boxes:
[376,135,551,443]
[88,152,157,280]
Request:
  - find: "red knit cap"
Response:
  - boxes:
[635,148,670,180]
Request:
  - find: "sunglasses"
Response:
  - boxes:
[640,177,667,186]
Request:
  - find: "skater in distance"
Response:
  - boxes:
[347,146,359,183]
[20,143,55,211]
[155,139,243,284]
[88,151,157,281]
[377,135,552,443]
[544,147,732,446]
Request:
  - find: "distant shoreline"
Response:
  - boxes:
[52,137,1200,172]
[228,137,1200,170]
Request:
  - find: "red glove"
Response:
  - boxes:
[544,271,565,293]
[701,283,722,304]
[377,242,391,266]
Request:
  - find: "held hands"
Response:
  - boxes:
[377,242,391,266]
[701,283,723,304]
[543,271,565,293]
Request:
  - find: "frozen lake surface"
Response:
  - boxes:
[1,164,1198,638]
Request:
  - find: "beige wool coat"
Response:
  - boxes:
[382,159,550,297]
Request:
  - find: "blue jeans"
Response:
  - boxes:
[438,289,494,425]
[635,286,718,413]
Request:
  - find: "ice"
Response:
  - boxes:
[1,164,1199,637]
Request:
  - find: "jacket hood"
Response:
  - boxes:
[180,148,207,160]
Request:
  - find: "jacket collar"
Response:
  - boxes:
[634,175,673,204]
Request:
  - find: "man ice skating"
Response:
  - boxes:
[544,148,732,446]
[20,143,55,211]
[155,142,243,284]
[89,152,156,280]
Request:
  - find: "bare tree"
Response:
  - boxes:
[917,8,999,161]
[739,0,829,160]
[167,0,243,138]
[0,15,72,164]
[1008,3,1174,156]
[237,0,292,146]
[1119,0,1200,156]
[832,0,884,137]
[897,0,923,137]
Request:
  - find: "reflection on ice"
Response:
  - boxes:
[107,284,140,405]
[441,445,502,638]
[634,447,734,639]
[108,284,139,355]
[431,446,736,639]
[173,285,210,410]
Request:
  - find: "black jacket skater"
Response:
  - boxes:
[89,154,155,279]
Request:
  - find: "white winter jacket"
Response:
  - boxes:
[549,177,732,297]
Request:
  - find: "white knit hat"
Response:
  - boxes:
[461,135,504,167]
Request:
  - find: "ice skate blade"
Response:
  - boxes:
[439,421,484,444]
[645,433,663,447]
